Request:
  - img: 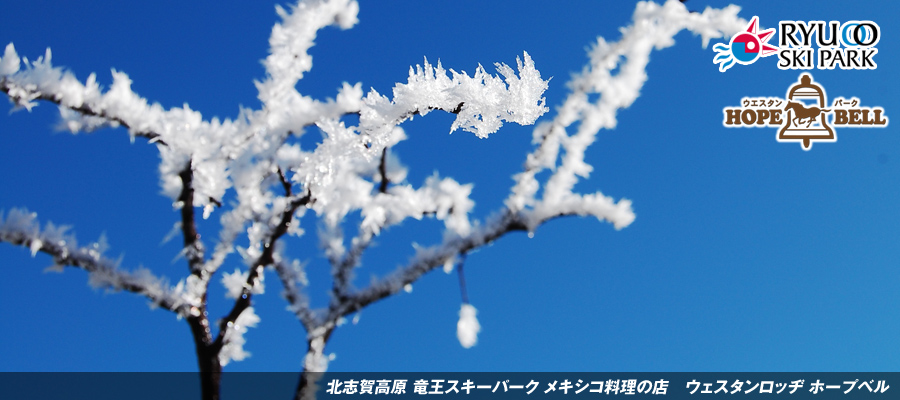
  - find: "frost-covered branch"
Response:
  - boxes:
[325,198,624,321]
[255,0,361,134]
[274,259,317,331]
[212,190,311,365]
[507,2,745,214]
[0,45,163,140]
[0,208,186,313]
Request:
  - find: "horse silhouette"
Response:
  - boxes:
[784,101,830,128]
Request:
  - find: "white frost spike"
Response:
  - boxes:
[57,106,111,133]
[29,239,43,257]
[443,258,455,274]
[372,52,549,139]
[0,43,20,75]
[160,221,182,245]
[222,269,248,299]
[218,306,260,366]
[456,303,480,349]
[222,268,264,299]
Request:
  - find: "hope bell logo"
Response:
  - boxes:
[778,75,834,149]
[723,73,889,150]
[713,17,778,72]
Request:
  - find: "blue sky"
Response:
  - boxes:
[1,0,898,375]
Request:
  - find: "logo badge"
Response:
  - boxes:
[713,17,778,72]
[778,74,834,149]
[713,18,881,71]
[722,73,889,150]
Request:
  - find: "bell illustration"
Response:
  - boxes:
[778,73,835,150]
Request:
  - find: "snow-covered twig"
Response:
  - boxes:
[0,208,186,313]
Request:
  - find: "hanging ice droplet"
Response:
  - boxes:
[456,303,480,349]
[403,283,413,293]
[527,231,534,239]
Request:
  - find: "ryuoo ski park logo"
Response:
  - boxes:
[713,17,777,72]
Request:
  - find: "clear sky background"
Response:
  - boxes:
[1,0,898,375]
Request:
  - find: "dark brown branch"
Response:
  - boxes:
[212,190,312,351]
[410,102,465,117]
[178,162,206,273]
[278,167,293,197]
[378,147,390,194]
[208,197,223,208]
[328,210,528,320]
[189,316,220,400]
[206,187,311,400]
[175,161,219,400]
